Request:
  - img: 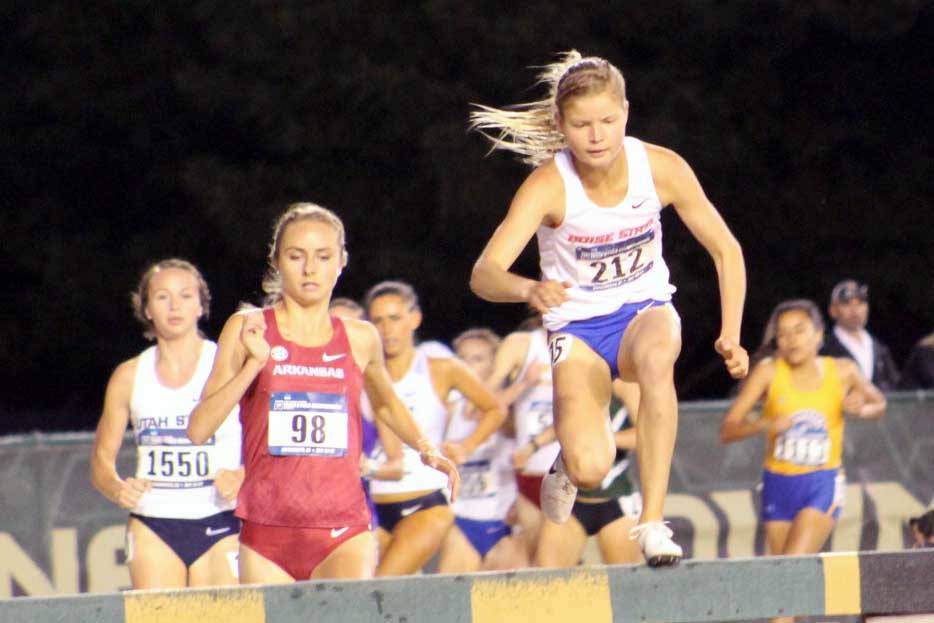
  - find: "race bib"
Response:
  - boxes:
[525,399,554,439]
[575,230,656,292]
[459,459,497,499]
[137,427,216,489]
[268,391,348,456]
[772,424,830,467]
[773,433,830,466]
[772,410,831,467]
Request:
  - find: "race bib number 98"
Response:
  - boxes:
[268,391,349,456]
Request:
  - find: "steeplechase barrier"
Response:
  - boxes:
[1,549,931,623]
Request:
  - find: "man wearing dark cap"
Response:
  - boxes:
[820,279,900,390]
[909,509,934,548]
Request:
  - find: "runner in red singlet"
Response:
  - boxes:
[188,203,458,583]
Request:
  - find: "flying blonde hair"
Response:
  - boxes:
[469,50,627,167]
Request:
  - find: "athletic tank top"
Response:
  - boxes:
[512,330,561,475]
[537,137,676,331]
[369,350,449,495]
[130,341,241,519]
[577,406,634,499]
[445,393,517,521]
[237,310,368,527]
[763,357,845,475]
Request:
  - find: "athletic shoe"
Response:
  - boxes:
[630,521,682,567]
[540,454,577,524]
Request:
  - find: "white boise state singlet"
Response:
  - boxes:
[537,137,676,331]
[130,341,242,519]
[445,393,517,521]
[512,329,560,475]
[369,350,449,495]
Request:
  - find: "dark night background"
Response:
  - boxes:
[2,2,932,435]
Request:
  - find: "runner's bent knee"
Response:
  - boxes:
[563,440,614,489]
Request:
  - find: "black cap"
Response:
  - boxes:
[908,509,934,538]
[830,279,868,305]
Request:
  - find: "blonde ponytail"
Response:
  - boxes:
[469,51,626,167]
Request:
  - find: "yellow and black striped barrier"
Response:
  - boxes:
[1,550,931,622]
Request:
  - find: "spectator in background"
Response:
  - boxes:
[899,331,934,390]
[821,280,899,390]
[909,509,934,548]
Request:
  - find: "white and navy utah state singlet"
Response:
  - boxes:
[368,350,449,495]
[129,341,242,519]
[537,137,676,331]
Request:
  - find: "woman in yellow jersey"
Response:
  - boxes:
[721,299,885,562]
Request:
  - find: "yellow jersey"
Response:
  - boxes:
[762,357,845,475]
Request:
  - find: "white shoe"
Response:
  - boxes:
[630,521,682,567]
[540,454,577,524]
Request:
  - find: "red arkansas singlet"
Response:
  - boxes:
[237,308,368,528]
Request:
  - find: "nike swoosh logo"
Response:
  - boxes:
[330,526,349,538]
[400,504,423,517]
[205,526,231,537]
[322,353,346,362]
[632,198,650,209]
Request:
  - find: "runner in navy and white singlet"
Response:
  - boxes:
[485,316,558,559]
[364,281,506,576]
[438,329,529,572]
[91,259,243,589]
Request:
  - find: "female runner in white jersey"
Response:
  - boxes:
[438,329,529,572]
[484,316,558,559]
[91,259,244,588]
[469,51,749,566]
[364,281,506,576]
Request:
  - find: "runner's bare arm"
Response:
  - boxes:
[188,312,262,444]
[487,331,534,401]
[512,424,557,470]
[651,145,748,378]
[370,415,405,481]
[837,358,886,419]
[435,357,507,459]
[720,360,775,443]
[470,166,567,311]
[90,359,151,508]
